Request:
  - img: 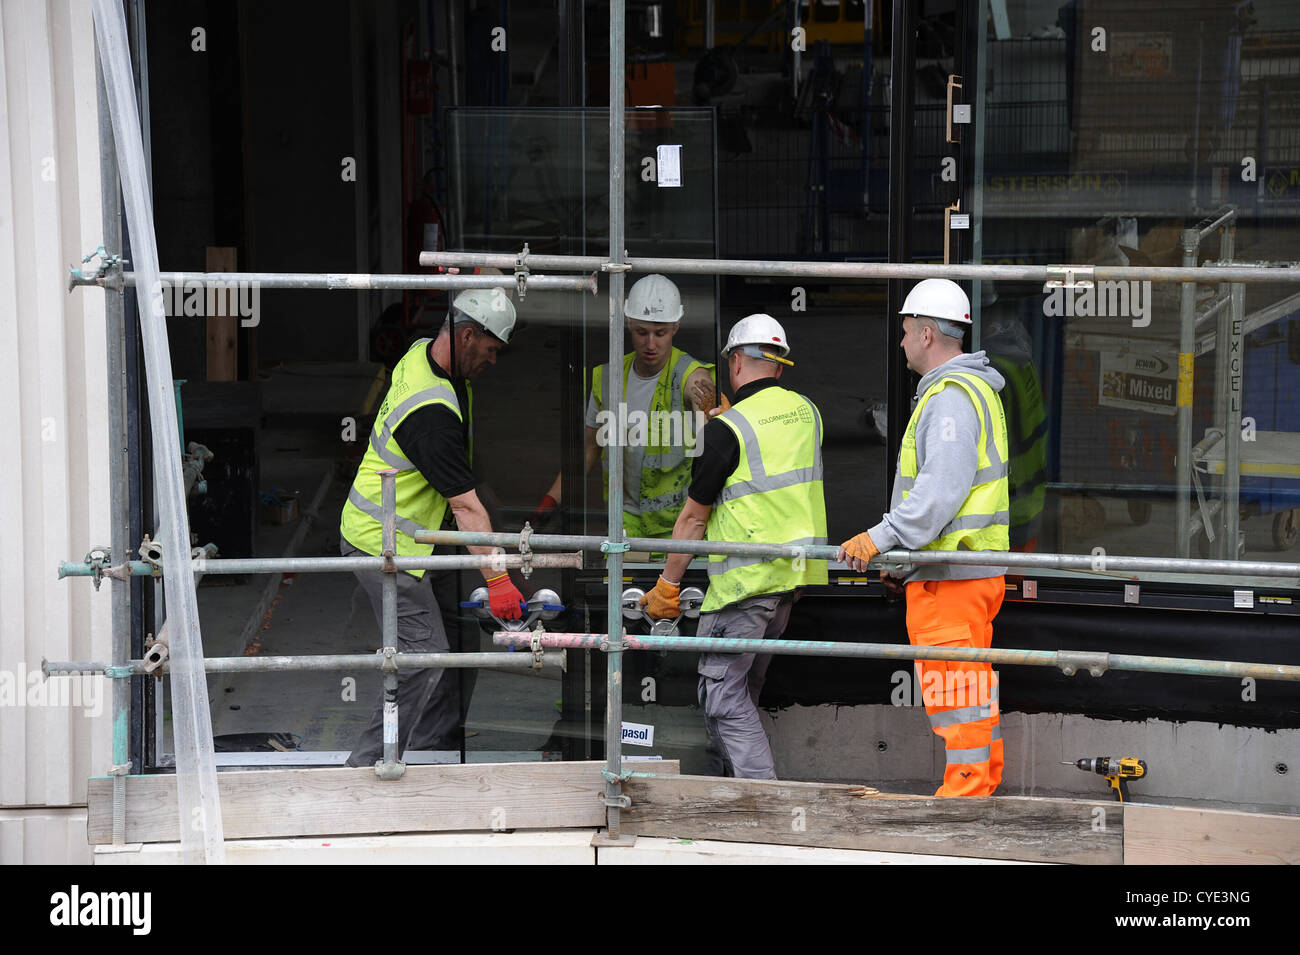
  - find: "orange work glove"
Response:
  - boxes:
[486,573,525,620]
[639,576,681,620]
[708,393,731,418]
[839,531,880,570]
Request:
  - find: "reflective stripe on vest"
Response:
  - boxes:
[591,347,713,536]
[340,338,464,578]
[898,370,1010,553]
[702,387,828,612]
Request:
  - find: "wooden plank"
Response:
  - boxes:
[205,246,238,381]
[1124,803,1300,865]
[88,761,676,845]
[622,775,1123,865]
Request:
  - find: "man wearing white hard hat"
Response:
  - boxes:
[340,288,528,767]
[642,314,827,779]
[533,273,719,537]
[838,278,1011,797]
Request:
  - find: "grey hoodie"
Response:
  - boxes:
[867,351,1007,582]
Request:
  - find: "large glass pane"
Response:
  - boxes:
[447,107,722,765]
[974,0,1300,582]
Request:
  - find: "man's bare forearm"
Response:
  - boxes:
[662,498,711,583]
[447,489,509,581]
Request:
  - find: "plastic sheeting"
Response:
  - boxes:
[92,0,225,863]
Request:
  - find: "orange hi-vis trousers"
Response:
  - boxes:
[904,576,1006,797]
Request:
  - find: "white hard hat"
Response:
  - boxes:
[624,274,683,323]
[899,278,972,325]
[722,313,791,361]
[452,288,516,343]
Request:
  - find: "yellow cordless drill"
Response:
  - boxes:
[1063,756,1148,802]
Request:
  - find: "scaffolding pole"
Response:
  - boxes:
[492,632,1300,683]
[58,552,583,579]
[68,270,598,294]
[421,250,1300,286]
[414,528,1300,581]
[598,0,632,846]
[45,651,567,676]
[96,44,131,849]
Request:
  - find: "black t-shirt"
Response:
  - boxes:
[687,378,781,506]
[390,344,477,499]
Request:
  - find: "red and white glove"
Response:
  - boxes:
[486,573,525,620]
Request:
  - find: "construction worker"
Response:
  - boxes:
[839,278,1010,797]
[532,274,718,537]
[641,314,827,778]
[339,288,526,768]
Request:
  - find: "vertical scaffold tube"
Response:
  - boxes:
[604,0,628,841]
[378,470,405,779]
[97,46,131,847]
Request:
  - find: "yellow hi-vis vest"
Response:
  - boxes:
[987,354,1047,546]
[340,338,465,578]
[590,347,714,538]
[898,371,1010,553]
[701,385,828,612]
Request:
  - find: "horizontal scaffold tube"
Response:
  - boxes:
[416,529,1300,580]
[44,650,566,677]
[70,270,598,293]
[420,251,1300,286]
[58,552,583,578]
[492,633,1299,683]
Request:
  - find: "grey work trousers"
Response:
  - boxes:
[342,542,471,767]
[695,592,794,780]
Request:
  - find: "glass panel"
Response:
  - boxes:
[447,107,722,765]
[973,0,1300,580]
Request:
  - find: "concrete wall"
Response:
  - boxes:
[0,0,112,864]
[764,705,1300,811]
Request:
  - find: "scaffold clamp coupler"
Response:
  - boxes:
[1045,264,1094,289]
[68,245,127,291]
[105,665,135,679]
[378,646,399,673]
[138,536,163,573]
[85,546,111,591]
[601,768,633,784]
[601,262,631,273]
[519,523,534,578]
[530,623,545,668]
[1057,650,1110,678]
[601,540,631,554]
[142,640,169,675]
[108,764,131,777]
[514,243,531,299]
